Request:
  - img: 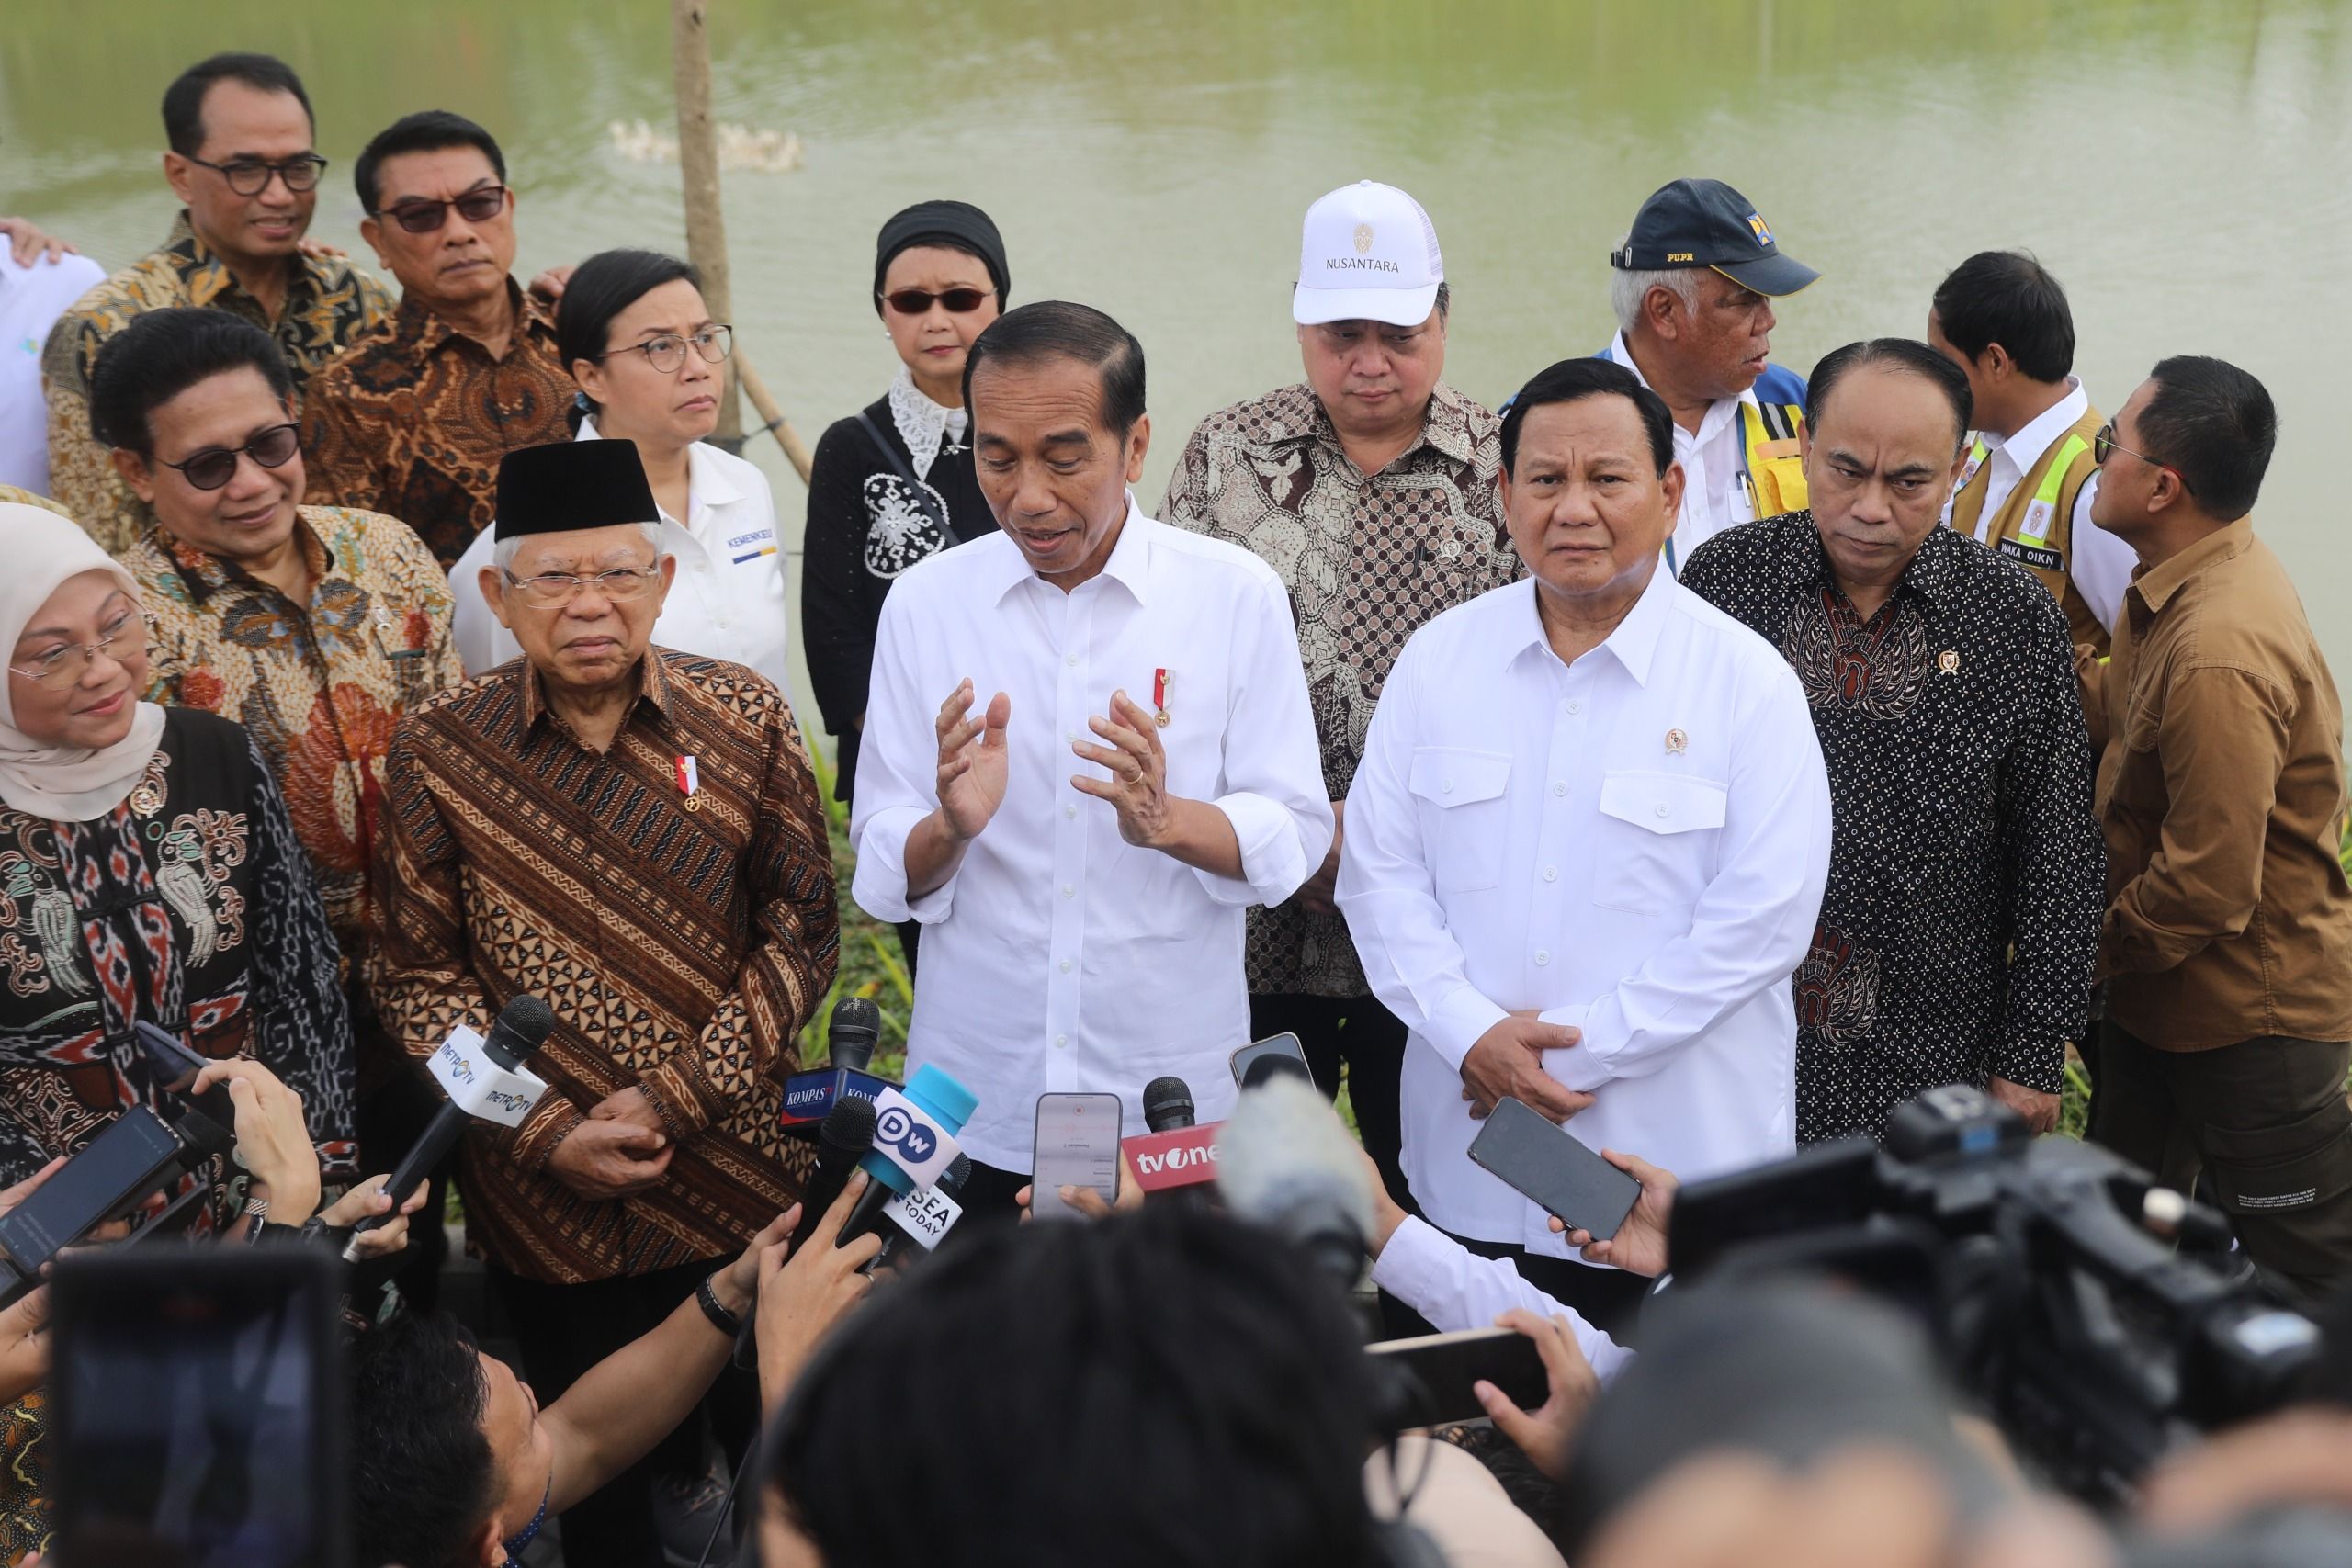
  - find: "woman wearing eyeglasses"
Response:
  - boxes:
[0,502,357,1233]
[801,201,1009,811]
[447,249,791,699]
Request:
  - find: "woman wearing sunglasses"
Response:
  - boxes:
[446,249,791,700]
[801,201,1009,821]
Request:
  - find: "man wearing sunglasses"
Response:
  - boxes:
[40,51,394,554]
[300,110,572,569]
[2082,355,2352,1307]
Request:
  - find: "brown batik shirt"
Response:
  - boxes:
[1164,381,1519,997]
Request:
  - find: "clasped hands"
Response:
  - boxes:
[1461,1011,1592,1124]
[554,1085,673,1201]
[933,678,1184,851]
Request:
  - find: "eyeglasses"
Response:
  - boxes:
[9,611,156,692]
[2094,421,2196,497]
[159,423,300,491]
[879,288,995,316]
[501,566,662,610]
[595,326,733,375]
[187,154,328,197]
[372,186,510,234]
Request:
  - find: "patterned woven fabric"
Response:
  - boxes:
[373,650,838,1282]
[123,506,463,962]
[1680,514,2105,1143]
[298,281,571,568]
[1162,381,1519,996]
[0,1394,51,1565]
[38,215,395,552]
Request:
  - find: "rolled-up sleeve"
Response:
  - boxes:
[1338,638,1506,1072]
[1194,571,1332,908]
[850,579,957,925]
[1372,1217,1634,1382]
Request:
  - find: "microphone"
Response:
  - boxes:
[791,1095,876,1254]
[869,1152,975,1271]
[1123,1077,1221,1201]
[345,995,554,1258]
[839,1063,978,1246]
[827,997,881,1073]
[1215,1074,1374,1294]
[1143,1076,1195,1132]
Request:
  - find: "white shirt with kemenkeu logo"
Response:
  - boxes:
[1338,566,1832,1259]
[852,495,1333,1169]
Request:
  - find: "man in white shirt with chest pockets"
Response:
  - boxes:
[853,301,1332,1218]
[1339,356,1831,1338]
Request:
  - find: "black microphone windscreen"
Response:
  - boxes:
[1143,1076,1196,1133]
[828,996,883,1072]
[937,1153,972,1194]
[818,1094,879,1161]
[482,994,556,1070]
[173,1109,236,1164]
[1241,1053,1312,1091]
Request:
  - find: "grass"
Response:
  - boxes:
[796,740,915,1079]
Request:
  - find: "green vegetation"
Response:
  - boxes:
[796,743,915,1081]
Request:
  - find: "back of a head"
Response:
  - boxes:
[88,306,290,456]
[1931,250,2075,383]
[161,52,312,157]
[2139,354,2277,521]
[769,1202,1377,1568]
[355,108,506,214]
[348,1314,498,1568]
[960,299,1146,438]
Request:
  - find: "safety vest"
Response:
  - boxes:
[1947,403,2107,654]
[1737,381,1810,519]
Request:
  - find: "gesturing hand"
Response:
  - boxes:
[935,678,1012,843]
[548,1117,673,1201]
[1071,690,1172,848]
[1460,1016,1590,1123]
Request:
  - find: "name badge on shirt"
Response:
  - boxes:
[729,527,778,566]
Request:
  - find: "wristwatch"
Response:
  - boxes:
[243,1197,270,1243]
[695,1273,743,1337]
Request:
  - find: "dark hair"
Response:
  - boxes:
[88,307,293,456]
[1806,338,1973,457]
[1435,281,1452,320]
[354,109,506,215]
[2137,355,2277,520]
[1931,251,2075,383]
[557,248,703,432]
[349,1314,499,1568]
[161,52,313,158]
[1499,357,1674,478]
[962,300,1147,440]
[768,1203,1378,1568]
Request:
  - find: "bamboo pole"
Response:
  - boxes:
[735,348,815,483]
[670,0,743,444]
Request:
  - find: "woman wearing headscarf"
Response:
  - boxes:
[801,201,1008,810]
[0,503,355,1232]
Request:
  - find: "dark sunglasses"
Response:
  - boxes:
[2094,420,2195,497]
[187,153,328,197]
[372,185,510,234]
[879,287,995,316]
[160,423,300,491]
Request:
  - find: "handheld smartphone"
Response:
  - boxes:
[1030,1092,1122,1222]
[0,1107,190,1280]
[1467,1097,1644,1240]
[51,1246,348,1568]
[132,1020,238,1128]
[1366,1326,1550,1427]
[1228,1032,1316,1091]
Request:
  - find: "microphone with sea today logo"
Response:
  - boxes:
[1119,1077,1223,1200]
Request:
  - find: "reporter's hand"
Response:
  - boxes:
[1351,1140,1409,1252]
[755,1171,881,1410]
[1014,1152,1143,1223]
[192,1058,321,1224]
[1549,1148,1677,1278]
[548,1117,672,1201]
[1986,1076,2060,1135]
[1460,1016,1590,1122]
[1475,1308,1600,1485]
[0,1285,49,1404]
[0,1157,66,1220]
[587,1086,665,1138]
[528,263,575,303]
[321,1176,431,1260]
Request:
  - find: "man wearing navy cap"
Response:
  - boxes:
[1601,178,1820,572]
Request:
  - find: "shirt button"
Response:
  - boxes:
[1566,700,1583,716]
[1064,804,1077,819]
[1534,949,1552,966]
[1065,652,1080,667]
[1055,1034,1069,1048]
[1065,729,1079,743]
[1058,959,1072,974]
[1442,779,1453,794]
[1061,884,1075,898]
[1655,802,1670,818]
[1552,782,1567,798]
[1543,866,1558,882]
[695,562,710,575]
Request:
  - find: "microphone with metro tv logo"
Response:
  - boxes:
[1120,1077,1224,1199]
[837,1063,978,1247]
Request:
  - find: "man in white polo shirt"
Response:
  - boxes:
[1339,355,1831,1337]
[853,300,1331,1217]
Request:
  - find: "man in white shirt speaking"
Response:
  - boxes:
[1338,356,1832,1337]
[852,301,1332,1217]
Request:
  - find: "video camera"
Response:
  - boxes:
[1669,1085,2324,1506]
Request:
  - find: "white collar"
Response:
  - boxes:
[576,415,742,528]
[1985,377,2089,477]
[1502,558,1677,687]
[888,367,971,483]
[1606,330,1758,444]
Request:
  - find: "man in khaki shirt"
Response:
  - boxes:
[2084,355,2352,1305]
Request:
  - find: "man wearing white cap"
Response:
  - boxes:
[1164,179,1519,1210]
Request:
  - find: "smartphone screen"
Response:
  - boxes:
[0,1108,184,1275]
[52,1247,345,1568]
[1030,1092,1122,1222]
[1467,1097,1643,1239]
[1228,1032,1316,1091]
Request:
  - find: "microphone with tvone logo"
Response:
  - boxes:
[1120,1077,1223,1200]
[345,995,554,1259]
[838,1063,978,1247]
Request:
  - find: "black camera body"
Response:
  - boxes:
[1670,1085,2323,1505]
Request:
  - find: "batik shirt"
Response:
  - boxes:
[1163,381,1520,997]
[39,215,394,552]
[299,281,571,567]
[1679,514,2105,1143]
[122,505,463,964]
[0,709,357,1226]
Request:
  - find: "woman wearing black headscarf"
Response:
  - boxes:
[801,201,1008,813]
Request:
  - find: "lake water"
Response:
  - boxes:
[8,0,2350,693]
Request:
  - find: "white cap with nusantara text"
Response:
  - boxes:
[1292,179,1443,328]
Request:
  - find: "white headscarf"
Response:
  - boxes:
[0,503,168,822]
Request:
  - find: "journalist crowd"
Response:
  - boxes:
[4,45,2352,1568]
